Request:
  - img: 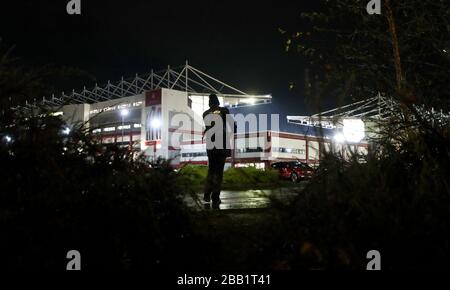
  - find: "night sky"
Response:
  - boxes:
[1,1,322,128]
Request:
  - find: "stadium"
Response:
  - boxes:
[24,63,370,168]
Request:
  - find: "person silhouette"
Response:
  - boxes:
[202,94,235,205]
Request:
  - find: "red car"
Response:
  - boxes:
[271,161,315,182]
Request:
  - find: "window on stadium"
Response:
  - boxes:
[103,127,116,132]
[182,152,207,158]
[236,147,263,153]
[272,147,304,154]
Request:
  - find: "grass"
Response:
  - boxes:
[178,165,282,191]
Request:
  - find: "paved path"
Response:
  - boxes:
[185,184,305,210]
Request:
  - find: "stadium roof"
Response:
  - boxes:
[287,93,450,129]
[19,62,271,110]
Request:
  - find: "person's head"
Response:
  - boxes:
[208,94,220,108]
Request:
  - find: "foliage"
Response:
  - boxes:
[222,167,280,189]
[178,165,280,190]
[178,164,209,188]
[0,40,94,110]
[281,0,450,109]
[272,1,450,270]
[271,115,450,270]
[0,111,198,270]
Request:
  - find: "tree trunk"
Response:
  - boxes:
[385,0,404,93]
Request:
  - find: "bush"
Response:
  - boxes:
[0,111,199,270]
[276,118,450,270]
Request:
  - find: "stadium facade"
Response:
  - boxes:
[31,63,369,169]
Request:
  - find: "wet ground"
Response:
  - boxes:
[187,185,307,270]
[185,183,306,210]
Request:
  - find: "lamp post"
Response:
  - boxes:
[120,108,129,145]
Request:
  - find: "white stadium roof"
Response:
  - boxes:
[287,93,450,129]
[18,62,271,110]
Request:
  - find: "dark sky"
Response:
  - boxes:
[0,0,320,119]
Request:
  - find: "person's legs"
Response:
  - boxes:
[211,153,226,203]
[203,151,215,202]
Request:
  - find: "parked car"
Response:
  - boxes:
[271,161,315,182]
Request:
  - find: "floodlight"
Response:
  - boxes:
[343,118,365,143]
[242,98,256,104]
[151,118,161,129]
[333,132,345,143]
[62,127,71,135]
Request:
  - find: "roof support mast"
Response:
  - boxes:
[13,62,272,111]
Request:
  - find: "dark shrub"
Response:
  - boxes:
[279,117,450,270]
[0,111,197,270]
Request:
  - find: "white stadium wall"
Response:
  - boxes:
[57,88,370,168]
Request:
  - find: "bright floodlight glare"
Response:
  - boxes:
[62,127,71,135]
[151,118,161,129]
[333,132,345,143]
[120,108,129,117]
[5,135,12,143]
[343,118,365,143]
[242,98,256,104]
